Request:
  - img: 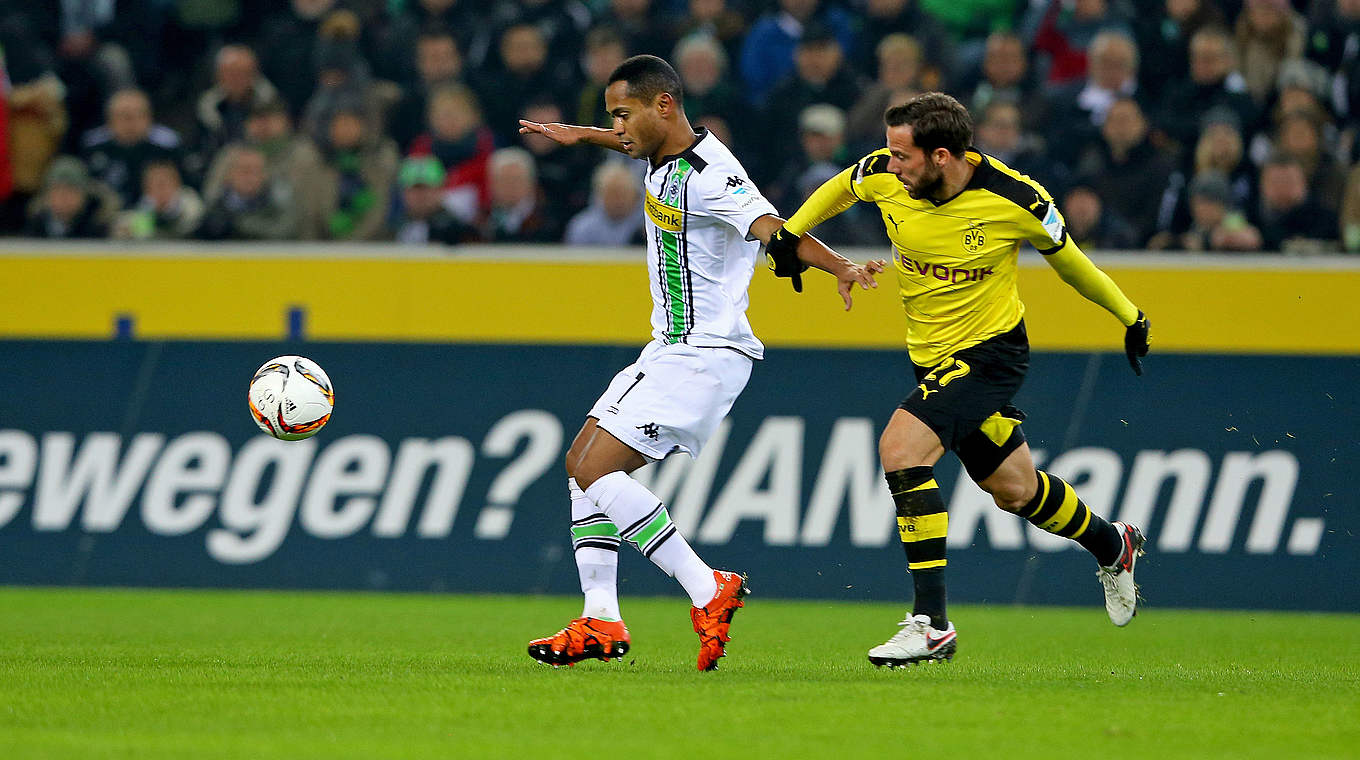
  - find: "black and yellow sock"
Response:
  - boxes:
[886,466,948,629]
[1020,470,1123,566]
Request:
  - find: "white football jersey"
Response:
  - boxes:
[641,128,776,360]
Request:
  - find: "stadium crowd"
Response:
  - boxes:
[3,0,1359,252]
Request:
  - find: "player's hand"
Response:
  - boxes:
[517,120,586,146]
[837,258,887,311]
[1124,310,1151,376]
[765,225,809,292]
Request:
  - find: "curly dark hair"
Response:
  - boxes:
[884,92,973,156]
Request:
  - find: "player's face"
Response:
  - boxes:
[885,124,944,200]
[606,81,665,160]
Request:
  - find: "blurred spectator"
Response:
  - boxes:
[518,99,597,221]
[1339,161,1360,251]
[302,10,400,144]
[918,0,1023,71]
[770,103,848,210]
[388,28,465,152]
[408,84,495,224]
[196,144,298,240]
[674,33,750,154]
[973,99,1052,188]
[474,23,580,146]
[52,0,162,149]
[80,88,181,207]
[1253,155,1338,252]
[1157,108,1257,239]
[1233,0,1305,104]
[202,97,323,208]
[194,46,279,179]
[595,0,676,60]
[575,26,630,129]
[1133,0,1225,104]
[853,0,950,88]
[1045,30,1143,158]
[391,156,479,245]
[1271,111,1346,214]
[564,161,646,246]
[1062,184,1139,250]
[963,32,1048,132]
[1027,0,1134,86]
[23,155,119,238]
[1305,0,1360,123]
[480,147,561,243]
[773,104,882,246]
[376,0,484,85]
[669,0,749,65]
[1158,26,1258,150]
[1248,59,1338,164]
[484,0,594,70]
[739,0,857,106]
[2,72,68,231]
[763,24,865,154]
[258,0,337,116]
[112,159,204,240]
[297,103,399,241]
[1072,96,1176,244]
[1149,171,1262,251]
[847,34,925,153]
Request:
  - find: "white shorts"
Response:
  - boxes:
[588,341,753,460]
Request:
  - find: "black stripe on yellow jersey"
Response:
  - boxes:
[785,147,1138,367]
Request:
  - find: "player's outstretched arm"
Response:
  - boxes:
[518,120,628,154]
[1042,242,1150,375]
[750,214,886,310]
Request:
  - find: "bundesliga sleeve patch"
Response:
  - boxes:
[1041,203,1065,244]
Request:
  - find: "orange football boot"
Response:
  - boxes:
[690,570,750,671]
[527,617,631,667]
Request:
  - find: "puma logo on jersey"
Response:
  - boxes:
[885,213,903,233]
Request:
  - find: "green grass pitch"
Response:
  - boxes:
[1,587,1356,759]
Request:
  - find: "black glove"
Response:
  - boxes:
[765,225,809,292]
[1124,310,1151,376]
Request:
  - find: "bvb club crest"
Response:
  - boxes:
[962,221,986,252]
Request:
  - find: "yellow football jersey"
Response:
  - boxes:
[787,148,1074,367]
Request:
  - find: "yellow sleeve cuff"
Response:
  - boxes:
[783,165,860,237]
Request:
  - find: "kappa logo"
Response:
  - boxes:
[726,175,750,195]
[636,422,660,440]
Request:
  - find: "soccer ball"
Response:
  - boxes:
[247,355,334,440]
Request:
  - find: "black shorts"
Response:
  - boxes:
[899,320,1029,481]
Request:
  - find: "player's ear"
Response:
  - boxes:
[656,92,675,117]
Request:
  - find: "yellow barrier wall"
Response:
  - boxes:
[4,247,1358,354]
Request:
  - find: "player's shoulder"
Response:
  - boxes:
[849,148,893,183]
[970,151,1054,221]
[688,131,750,181]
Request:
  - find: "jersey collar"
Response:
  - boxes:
[649,127,710,175]
[924,147,991,207]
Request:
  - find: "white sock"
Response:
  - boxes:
[585,471,717,607]
[568,477,621,621]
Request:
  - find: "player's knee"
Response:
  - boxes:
[984,480,1034,513]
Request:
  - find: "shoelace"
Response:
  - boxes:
[1097,566,1132,599]
[885,617,927,644]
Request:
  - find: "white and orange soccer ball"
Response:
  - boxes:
[247,355,334,440]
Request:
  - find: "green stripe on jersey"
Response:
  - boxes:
[660,159,693,343]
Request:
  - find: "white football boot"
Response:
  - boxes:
[868,614,957,667]
[1098,522,1146,626]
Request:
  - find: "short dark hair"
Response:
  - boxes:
[608,54,684,105]
[884,92,973,156]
